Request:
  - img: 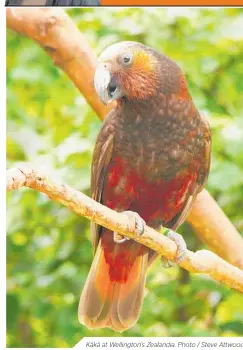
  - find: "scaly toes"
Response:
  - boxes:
[113,211,146,244]
[168,230,187,264]
[122,210,146,236]
[161,230,187,267]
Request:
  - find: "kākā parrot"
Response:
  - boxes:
[78,41,211,332]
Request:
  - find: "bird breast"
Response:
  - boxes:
[112,97,201,182]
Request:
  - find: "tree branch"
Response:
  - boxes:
[187,191,243,270]
[6,166,243,293]
[6,7,243,269]
[6,7,111,119]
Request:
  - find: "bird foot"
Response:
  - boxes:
[161,230,187,268]
[113,232,129,244]
[113,211,145,244]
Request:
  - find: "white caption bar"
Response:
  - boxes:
[75,337,243,350]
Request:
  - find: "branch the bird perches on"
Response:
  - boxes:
[6,167,243,293]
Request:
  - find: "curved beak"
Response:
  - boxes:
[94,66,111,105]
[94,65,124,105]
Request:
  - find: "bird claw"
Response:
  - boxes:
[161,256,176,268]
[113,232,130,244]
[161,230,187,268]
[123,210,146,236]
[113,211,145,244]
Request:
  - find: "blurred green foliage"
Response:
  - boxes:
[7,8,243,347]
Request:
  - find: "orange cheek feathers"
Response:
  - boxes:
[116,51,159,100]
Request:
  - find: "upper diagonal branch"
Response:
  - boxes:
[6,7,110,119]
[6,166,243,293]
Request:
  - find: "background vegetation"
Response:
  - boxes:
[7,8,243,347]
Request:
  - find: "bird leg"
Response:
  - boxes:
[113,211,146,244]
[161,230,187,268]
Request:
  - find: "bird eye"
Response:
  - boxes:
[122,54,132,65]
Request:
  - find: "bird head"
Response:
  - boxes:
[94,41,163,105]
